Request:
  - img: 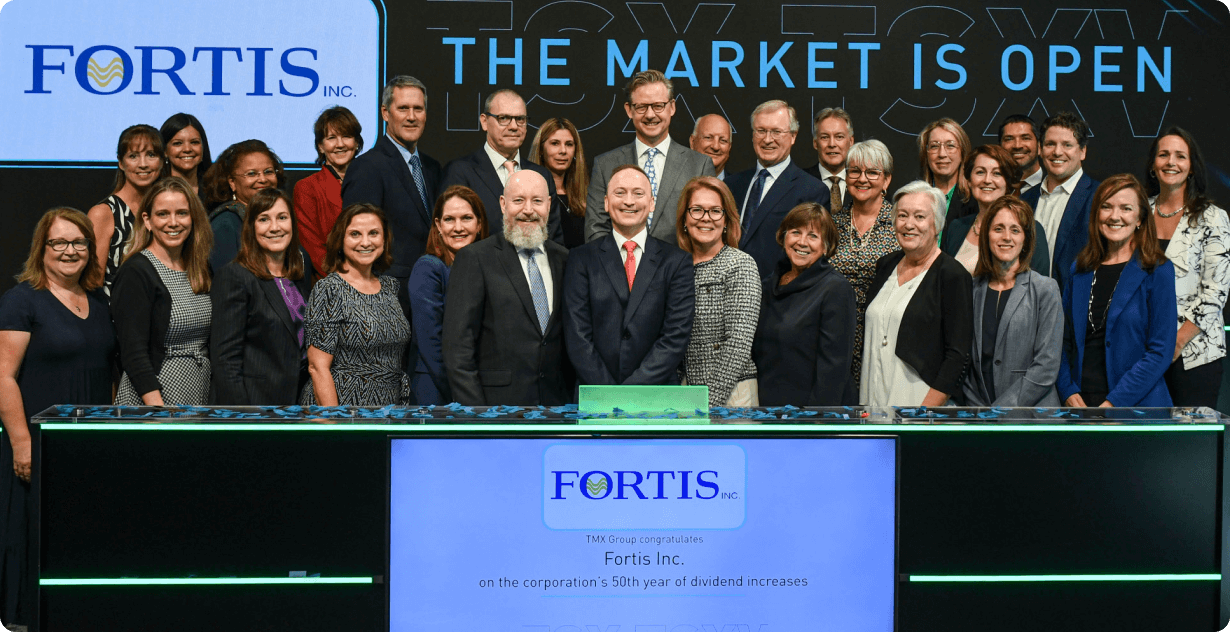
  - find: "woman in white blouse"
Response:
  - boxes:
[1144,127,1230,408]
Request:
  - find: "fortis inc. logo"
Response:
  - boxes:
[550,470,722,500]
[26,45,321,96]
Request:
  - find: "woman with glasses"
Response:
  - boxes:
[941,145,1050,276]
[0,209,115,626]
[829,140,901,390]
[201,139,286,270]
[113,177,214,407]
[675,176,761,407]
[528,118,588,249]
[87,124,166,298]
[753,202,858,406]
[918,118,976,224]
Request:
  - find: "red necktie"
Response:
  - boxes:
[623,240,637,290]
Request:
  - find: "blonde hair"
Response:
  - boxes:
[125,177,213,293]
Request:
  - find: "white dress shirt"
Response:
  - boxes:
[612,227,648,275]
[1019,167,1044,194]
[741,156,793,214]
[1034,167,1084,266]
[818,164,847,202]
[484,142,520,186]
[861,266,932,407]
[516,243,554,312]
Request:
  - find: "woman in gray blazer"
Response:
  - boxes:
[962,196,1064,407]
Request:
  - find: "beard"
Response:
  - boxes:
[504,216,549,249]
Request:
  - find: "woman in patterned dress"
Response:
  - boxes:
[674,176,761,407]
[113,177,214,406]
[1143,127,1230,408]
[829,140,901,391]
[210,189,314,405]
[87,124,166,298]
[302,204,411,406]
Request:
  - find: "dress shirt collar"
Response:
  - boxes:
[757,155,792,180]
[485,141,520,172]
[1022,167,1043,189]
[612,226,648,254]
[517,242,547,258]
[818,164,846,182]
[387,133,418,163]
[634,136,671,160]
[716,169,725,181]
[1044,167,1084,196]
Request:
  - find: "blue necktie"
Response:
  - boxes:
[522,249,550,335]
[743,169,769,233]
[643,147,659,228]
[407,153,429,210]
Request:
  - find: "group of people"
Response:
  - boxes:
[0,67,1226,623]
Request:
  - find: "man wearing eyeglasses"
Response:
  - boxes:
[585,70,715,245]
[727,100,830,279]
[442,89,563,245]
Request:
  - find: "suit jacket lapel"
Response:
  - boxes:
[546,245,566,335]
[598,236,631,307]
[624,237,662,326]
[993,272,1030,359]
[1106,256,1146,326]
[495,235,543,334]
[652,140,687,217]
[258,277,298,338]
[744,166,795,239]
[382,137,431,224]
[473,149,507,205]
[1071,269,1093,355]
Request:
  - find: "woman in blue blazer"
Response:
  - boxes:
[1057,174,1176,408]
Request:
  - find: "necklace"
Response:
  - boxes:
[1087,266,1122,333]
[1153,200,1185,219]
[49,285,84,313]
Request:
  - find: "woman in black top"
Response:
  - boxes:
[112,177,214,406]
[160,113,212,198]
[528,118,587,249]
[210,189,314,405]
[87,124,166,297]
[0,208,115,625]
[753,202,858,406]
[201,140,286,270]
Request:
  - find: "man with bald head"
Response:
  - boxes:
[564,164,695,386]
[443,170,572,405]
[690,114,732,180]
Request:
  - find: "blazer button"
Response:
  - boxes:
[994,360,1002,365]
[623,331,631,340]
[539,372,546,378]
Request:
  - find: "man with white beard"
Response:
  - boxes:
[443,170,573,405]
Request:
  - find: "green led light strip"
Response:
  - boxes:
[909,573,1220,582]
[41,577,373,586]
[36,423,1224,432]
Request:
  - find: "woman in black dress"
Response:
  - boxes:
[87,124,165,297]
[211,189,314,405]
[302,204,411,406]
[0,208,115,625]
[528,118,587,248]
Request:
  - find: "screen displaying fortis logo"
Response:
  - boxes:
[543,444,746,530]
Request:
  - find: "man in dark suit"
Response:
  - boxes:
[803,107,854,212]
[341,75,439,315]
[443,170,571,405]
[585,69,715,244]
[1021,111,1099,290]
[565,164,695,385]
[441,89,562,245]
[728,100,830,279]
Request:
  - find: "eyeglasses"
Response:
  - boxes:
[629,101,669,115]
[686,207,725,220]
[752,128,792,139]
[47,239,90,252]
[238,168,277,179]
[483,113,528,127]
[847,168,884,181]
[927,141,959,154]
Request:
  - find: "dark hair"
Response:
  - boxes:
[112,124,165,193]
[676,176,741,253]
[962,144,1022,202]
[424,185,489,266]
[997,114,1040,144]
[159,113,212,181]
[17,207,104,292]
[776,202,839,259]
[1142,126,1215,227]
[973,196,1035,282]
[1076,174,1167,273]
[1041,111,1091,148]
[528,118,588,218]
[323,204,394,275]
[201,140,286,208]
[235,188,306,281]
[313,106,364,165]
[128,177,213,293]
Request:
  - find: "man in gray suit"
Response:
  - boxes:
[585,69,715,244]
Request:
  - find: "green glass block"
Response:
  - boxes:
[577,385,710,424]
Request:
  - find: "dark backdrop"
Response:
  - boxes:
[3,0,1227,292]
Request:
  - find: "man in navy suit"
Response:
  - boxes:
[564,164,695,385]
[441,89,562,245]
[1021,111,1099,290]
[727,100,829,279]
[341,75,440,316]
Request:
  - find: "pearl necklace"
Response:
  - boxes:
[1154,201,1185,219]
